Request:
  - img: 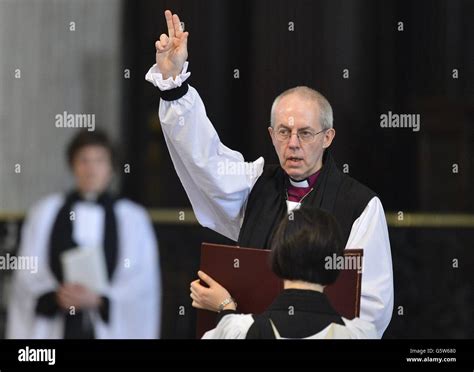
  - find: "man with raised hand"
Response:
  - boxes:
[145,10,393,338]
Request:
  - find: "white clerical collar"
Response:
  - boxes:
[289,177,309,188]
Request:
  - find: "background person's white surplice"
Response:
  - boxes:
[6,193,161,339]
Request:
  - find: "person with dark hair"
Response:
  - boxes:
[271,207,344,286]
[190,207,376,339]
[66,130,116,168]
[7,130,161,339]
[146,10,393,337]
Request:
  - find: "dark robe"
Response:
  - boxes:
[35,191,118,339]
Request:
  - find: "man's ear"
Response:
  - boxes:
[322,128,336,149]
[268,126,276,146]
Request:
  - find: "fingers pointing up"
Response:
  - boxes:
[164,10,174,38]
[165,10,184,38]
[173,13,183,37]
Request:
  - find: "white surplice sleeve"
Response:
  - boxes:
[345,196,394,338]
[202,314,255,339]
[94,200,161,339]
[306,318,378,339]
[6,194,65,339]
[202,315,378,339]
[146,64,264,241]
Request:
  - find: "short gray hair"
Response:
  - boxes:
[270,86,333,130]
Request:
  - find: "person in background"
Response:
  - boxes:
[191,207,376,339]
[7,130,161,339]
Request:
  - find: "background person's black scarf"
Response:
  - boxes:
[48,190,118,339]
[238,150,377,249]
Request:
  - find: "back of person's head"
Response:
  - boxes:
[270,207,344,286]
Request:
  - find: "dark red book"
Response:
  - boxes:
[196,243,363,338]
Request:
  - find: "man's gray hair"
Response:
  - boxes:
[270,86,333,130]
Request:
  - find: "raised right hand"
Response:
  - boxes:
[155,10,189,80]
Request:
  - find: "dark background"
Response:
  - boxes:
[1,0,473,339]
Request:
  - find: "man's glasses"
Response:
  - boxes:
[273,127,326,144]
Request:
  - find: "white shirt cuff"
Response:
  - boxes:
[145,62,191,91]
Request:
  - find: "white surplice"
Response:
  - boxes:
[6,193,161,339]
[145,63,394,338]
[202,314,378,340]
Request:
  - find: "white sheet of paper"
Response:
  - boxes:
[61,246,108,293]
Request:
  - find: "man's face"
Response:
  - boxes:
[72,145,113,195]
[269,93,335,180]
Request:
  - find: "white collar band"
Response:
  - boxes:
[289,177,309,188]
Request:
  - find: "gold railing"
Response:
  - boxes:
[0,210,473,228]
[385,212,474,228]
